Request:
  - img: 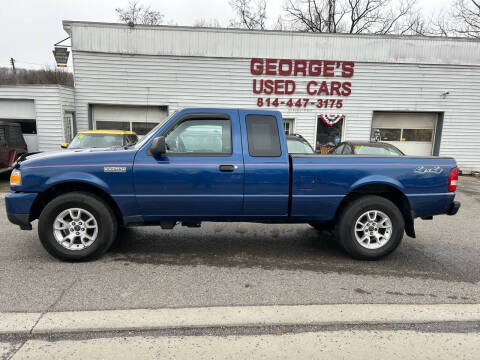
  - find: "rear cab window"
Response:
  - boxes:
[245,115,281,157]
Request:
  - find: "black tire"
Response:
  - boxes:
[38,192,117,261]
[336,195,404,260]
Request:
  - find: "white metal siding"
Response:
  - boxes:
[0,86,74,151]
[71,51,480,170]
[64,22,480,67]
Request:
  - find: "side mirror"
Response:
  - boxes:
[61,143,69,149]
[150,136,166,156]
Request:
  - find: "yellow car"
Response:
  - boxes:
[61,130,139,149]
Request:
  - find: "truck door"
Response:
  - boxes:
[133,110,244,220]
[239,110,290,217]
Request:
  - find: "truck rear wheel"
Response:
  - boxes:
[337,195,404,260]
[38,192,117,261]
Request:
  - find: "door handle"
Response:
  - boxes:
[219,164,235,172]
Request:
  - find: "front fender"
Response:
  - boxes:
[43,172,110,192]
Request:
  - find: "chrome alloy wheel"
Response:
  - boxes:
[53,208,98,250]
[354,210,392,250]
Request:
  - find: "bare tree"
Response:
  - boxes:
[116,0,164,26]
[229,0,267,29]
[433,0,480,37]
[193,18,222,28]
[284,0,426,35]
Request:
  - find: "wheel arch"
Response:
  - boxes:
[334,182,415,238]
[30,181,124,226]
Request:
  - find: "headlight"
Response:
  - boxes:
[10,169,21,186]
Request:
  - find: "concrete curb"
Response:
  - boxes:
[1,304,480,335]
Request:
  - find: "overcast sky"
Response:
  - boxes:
[0,0,452,70]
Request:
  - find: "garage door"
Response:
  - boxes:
[92,105,168,136]
[0,99,35,119]
[371,112,437,156]
[0,99,38,152]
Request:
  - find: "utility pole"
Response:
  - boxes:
[327,0,335,33]
[10,58,16,83]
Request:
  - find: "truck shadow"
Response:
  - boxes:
[107,223,457,282]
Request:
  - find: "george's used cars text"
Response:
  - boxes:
[6,108,460,261]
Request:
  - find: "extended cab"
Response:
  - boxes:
[6,108,460,261]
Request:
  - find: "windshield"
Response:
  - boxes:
[287,138,314,154]
[354,144,404,156]
[68,133,124,149]
[133,112,176,150]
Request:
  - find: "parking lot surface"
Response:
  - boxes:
[0,177,479,313]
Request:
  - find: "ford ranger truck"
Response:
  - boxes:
[6,108,460,261]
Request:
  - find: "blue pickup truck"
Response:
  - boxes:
[6,108,460,261]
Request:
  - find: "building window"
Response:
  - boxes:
[402,129,433,142]
[371,128,432,142]
[63,113,75,142]
[95,120,160,136]
[371,128,401,142]
[316,116,343,154]
[283,119,294,135]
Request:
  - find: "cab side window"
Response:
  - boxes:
[164,118,232,155]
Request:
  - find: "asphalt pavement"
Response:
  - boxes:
[0,177,479,313]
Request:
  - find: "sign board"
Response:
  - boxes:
[250,58,354,110]
[53,47,69,68]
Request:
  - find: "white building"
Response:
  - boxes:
[4,21,480,171]
[0,85,74,152]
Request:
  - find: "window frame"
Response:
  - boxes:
[151,113,233,157]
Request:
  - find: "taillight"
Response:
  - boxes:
[448,167,458,192]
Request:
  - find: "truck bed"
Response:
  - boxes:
[290,154,457,221]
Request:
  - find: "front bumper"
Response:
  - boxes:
[7,213,32,230]
[447,201,461,216]
[5,192,38,230]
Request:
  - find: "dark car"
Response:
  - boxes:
[330,141,404,156]
[0,122,27,174]
[286,134,315,154]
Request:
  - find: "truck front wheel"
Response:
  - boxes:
[38,192,117,261]
[337,195,404,260]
